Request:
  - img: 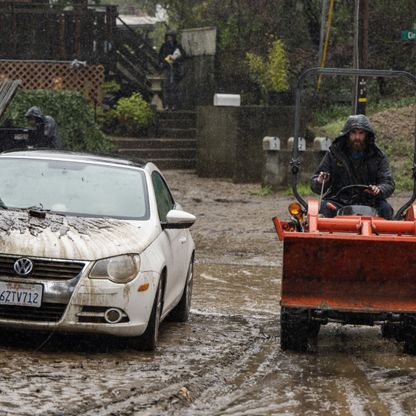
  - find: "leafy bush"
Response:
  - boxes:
[102,79,121,96]
[246,40,289,96]
[110,93,155,136]
[4,89,112,152]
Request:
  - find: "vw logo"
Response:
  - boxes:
[14,258,34,276]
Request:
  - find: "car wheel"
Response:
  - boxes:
[168,257,194,322]
[131,280,162,351]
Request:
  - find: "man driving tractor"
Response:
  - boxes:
[311,114,395,219]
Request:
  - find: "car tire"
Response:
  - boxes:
[168,257,194,322]
[131,280,162,351]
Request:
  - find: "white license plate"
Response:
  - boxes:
[0,282,43,308]
[14,134,29,141]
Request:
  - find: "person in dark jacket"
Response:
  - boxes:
[158,30,186,111]
[25,106,62,149]
[311,114,395,219]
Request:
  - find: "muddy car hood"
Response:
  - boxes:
[0,210,158,261]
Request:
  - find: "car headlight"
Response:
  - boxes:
[89,254,141,283]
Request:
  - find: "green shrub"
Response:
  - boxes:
[4,89,112,152]
[102,79,121,96]
[112,93,155,136]
[246,40,289,97]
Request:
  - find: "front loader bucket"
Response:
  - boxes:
[277,202,416,314]
[281,234,416,313]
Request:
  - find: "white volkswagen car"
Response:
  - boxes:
[0,150,195,350]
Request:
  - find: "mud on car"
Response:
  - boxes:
[0,150,195,350]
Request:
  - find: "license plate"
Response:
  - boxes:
[14,134,29,141]
[0,282,43,308]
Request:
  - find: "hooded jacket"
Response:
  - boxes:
[158,31,186,81]
[311,114,395,203]
[25,106,61,149]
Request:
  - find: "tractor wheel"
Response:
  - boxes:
[381,322,404,342]
[309,321,321,339]
[280,307,310,352]
[403,315,416,355]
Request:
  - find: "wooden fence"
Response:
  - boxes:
[0,1,160,98]
[0,2,116,64]
[0,60,105,103]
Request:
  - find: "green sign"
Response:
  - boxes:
[401,30,416,40]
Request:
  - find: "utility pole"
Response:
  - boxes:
[317,0,328,67]
[353,0,369,115]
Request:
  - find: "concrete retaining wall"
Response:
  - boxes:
[263,150,327,191]
[196,105,308,183]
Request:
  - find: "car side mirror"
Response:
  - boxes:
[161,209,196,229]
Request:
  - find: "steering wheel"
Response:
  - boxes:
[334,184,375,205]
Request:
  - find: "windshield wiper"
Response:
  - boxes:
[23,204,50,219]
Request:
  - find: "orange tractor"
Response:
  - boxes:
[274,68,416,353]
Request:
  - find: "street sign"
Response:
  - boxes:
[401,30,416,40]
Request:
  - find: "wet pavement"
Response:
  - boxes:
[0,170,415,415]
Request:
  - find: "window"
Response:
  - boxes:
[0,158,149,219]
[151,172,174,222]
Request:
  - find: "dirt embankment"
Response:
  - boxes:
[370,105,415,144]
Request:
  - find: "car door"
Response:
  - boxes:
[151,171,187,309]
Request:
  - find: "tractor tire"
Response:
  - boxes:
[280,307,310,352]
[309,321,321,339]
[381,322,404,342]
[403,315,416,355]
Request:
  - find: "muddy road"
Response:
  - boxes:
[1,170,416,416]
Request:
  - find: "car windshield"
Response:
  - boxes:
[0,157,149,219]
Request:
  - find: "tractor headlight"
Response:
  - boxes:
[89,254,141,283]
[288,202,303,220]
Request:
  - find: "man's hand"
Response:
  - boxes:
[366,184,381,196]
[317,171,330,184]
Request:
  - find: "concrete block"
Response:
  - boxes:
[313,136,332,151]
[287,137,306,151]
[262,136,280,151]
[181,27,217,56]
[213,94,241,107]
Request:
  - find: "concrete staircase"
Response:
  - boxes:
[112,111,197,169]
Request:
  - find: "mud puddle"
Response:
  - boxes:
[0,261,415,415]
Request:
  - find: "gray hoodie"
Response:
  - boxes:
[25,106,62,149]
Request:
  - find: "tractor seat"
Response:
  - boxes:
[337,205,378,217]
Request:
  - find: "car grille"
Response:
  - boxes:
[0,303,66,322]
[0,256,86,280]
